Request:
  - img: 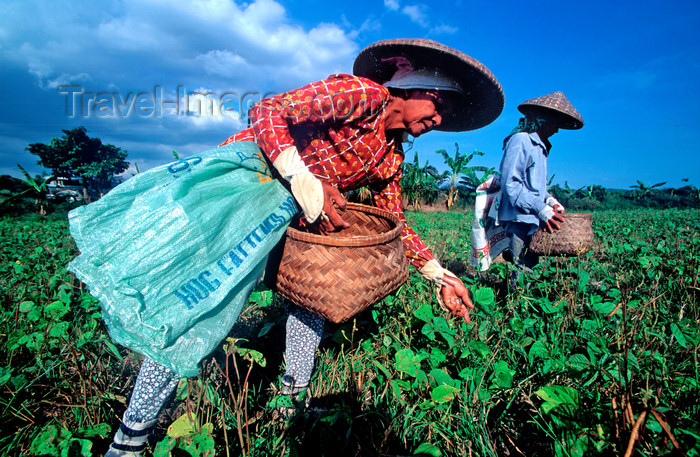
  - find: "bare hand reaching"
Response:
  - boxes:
[440,275,475,323]
[316,182,350,232]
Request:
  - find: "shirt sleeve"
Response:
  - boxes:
[501,135,547,215]
[250,76,386,163]
[371,178,434,270]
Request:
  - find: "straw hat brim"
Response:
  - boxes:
[353,38,504,132]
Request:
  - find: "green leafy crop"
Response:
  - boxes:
[1,208,698,456]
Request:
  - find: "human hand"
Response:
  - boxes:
[317,182,350,232]
[538,204,566,233]
[543,211,566,233]
[546,196,565,214]
[439,274,475,323]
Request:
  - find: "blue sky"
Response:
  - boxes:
[1,0,698,190]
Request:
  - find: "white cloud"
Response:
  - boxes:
[240,0,287,26]
[44,73,92,90]
[401,4,429,27]
[1,0,357,92]
[195,50,250,78]
[26,54,54,83]
[384,0,400,11]
[431,24,458,35]
[354,17,382,37]
[96,17,179,53]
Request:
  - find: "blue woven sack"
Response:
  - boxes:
[68,141,297,376]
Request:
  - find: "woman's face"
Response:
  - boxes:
[401,90,446,137]
[538,119,560,140]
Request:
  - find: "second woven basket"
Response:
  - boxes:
[528,212,594,256]
[267,203,409,323]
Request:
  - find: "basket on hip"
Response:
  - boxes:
[266,203,409,323]
[528,212,594,256]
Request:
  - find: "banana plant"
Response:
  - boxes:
[0,165,54,215]
[630,180,666,199]
[401,152,441,210]
[437,143,488,209]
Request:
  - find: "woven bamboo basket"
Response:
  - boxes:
[266,203,409,323]
[528,213,594,256]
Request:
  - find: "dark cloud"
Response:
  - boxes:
[0,0,358,177]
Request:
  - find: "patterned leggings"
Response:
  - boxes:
[123,302,323,413]
[106,358,180,456]
[124,358,180,422]
[282,301,325,393]
[108,301,323,452]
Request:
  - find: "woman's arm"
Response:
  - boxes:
[372,178,474,321]
[371,178,434,269]
[247,75,386,227]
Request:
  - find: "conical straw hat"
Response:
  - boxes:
[353,38,504,132]
[517,91,584,129]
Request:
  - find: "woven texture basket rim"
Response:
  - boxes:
[285,202,403,247]
[547,212,591,219]
[270,202,409,323]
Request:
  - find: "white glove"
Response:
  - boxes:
[273,146,324,223]
[538,205,556,222]
[419,259,460,311]
[546,196,565,213]
[419,259,453,285]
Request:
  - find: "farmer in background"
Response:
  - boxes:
[498,91,584,285]
[69,38,504,456]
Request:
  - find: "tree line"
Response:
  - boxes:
[1,127,698,216]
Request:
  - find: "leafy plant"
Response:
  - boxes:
[436,143,487,209]
[457,166,497,204]
[1,207,699,456]
[0,164,54,215]
[629,180,667,200]
[401,152,442,210]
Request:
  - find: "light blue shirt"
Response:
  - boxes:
[498,132,551,229]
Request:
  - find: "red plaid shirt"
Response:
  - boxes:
[219,74,434,269]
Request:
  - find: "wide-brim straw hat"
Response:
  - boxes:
[353,38,505,132]
[517,91,584,129]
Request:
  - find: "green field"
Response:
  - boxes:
[1,208,699,456]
